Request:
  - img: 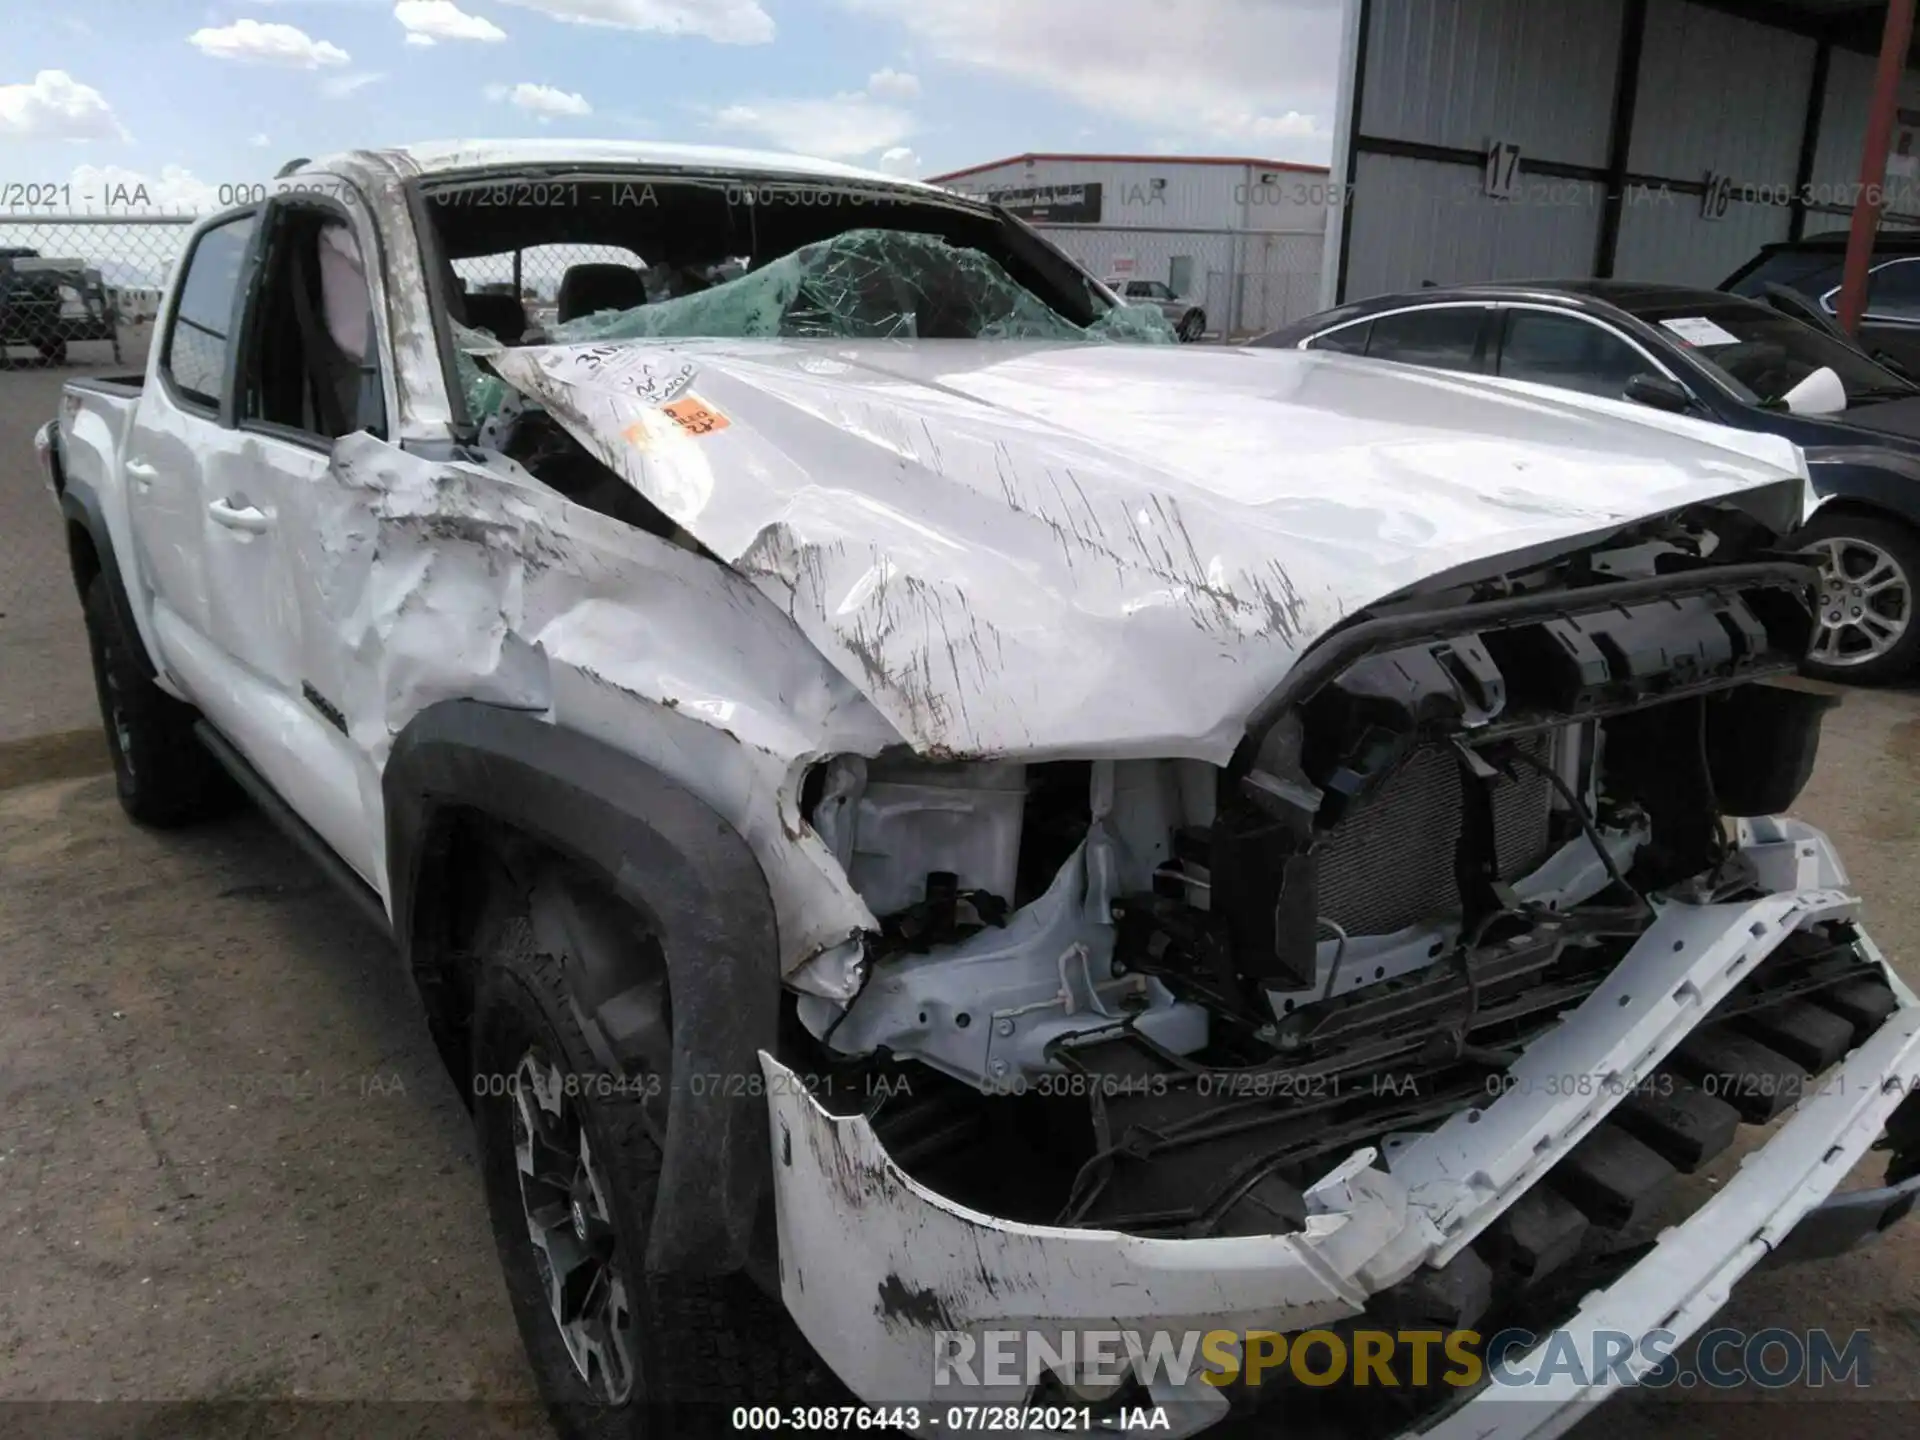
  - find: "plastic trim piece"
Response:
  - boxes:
[193,719,392,940]
[1234,560,1819,775]
[382,698,780,1274]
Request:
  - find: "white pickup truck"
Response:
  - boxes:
[34,140,1920,1438]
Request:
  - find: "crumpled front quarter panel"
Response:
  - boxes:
[284,433,898,964]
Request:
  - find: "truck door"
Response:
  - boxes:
[124,210,260,675]
[197,195,391,888]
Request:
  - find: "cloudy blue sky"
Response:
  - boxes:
[1,0,1341,212]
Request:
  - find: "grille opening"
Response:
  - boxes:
[1315,733,1557,938]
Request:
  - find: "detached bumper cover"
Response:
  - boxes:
[1760,1168,1920,1269]
[760,825,1918,1438]
[1410,1004,1920,1439]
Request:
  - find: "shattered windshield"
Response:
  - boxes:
[466,234,1175,353]
[425,167,1180,420]
[544,229,1176,345]
[450,227,1175,418]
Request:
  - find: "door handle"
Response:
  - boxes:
[125,458,157,490]
[207,497,271,534]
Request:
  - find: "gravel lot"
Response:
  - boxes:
[4,346,1920,1437]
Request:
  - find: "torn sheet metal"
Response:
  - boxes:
[282,432,897,968]
[761,825,1915,1431]
[760,1049,1417,1413]
[488,338,1814,762]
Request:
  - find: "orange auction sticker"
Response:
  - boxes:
[662,395,729,436]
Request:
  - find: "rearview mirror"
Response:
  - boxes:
[1623,373,1693,414]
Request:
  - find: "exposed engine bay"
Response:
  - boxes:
[784,529,1872,1256]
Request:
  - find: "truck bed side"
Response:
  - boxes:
[52,377,166,675]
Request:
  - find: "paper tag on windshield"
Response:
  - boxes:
[1659,316,1740,347]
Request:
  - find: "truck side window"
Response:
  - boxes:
[163,213,258,410]
[241,209,385,442]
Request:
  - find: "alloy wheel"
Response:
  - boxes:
[95,630,136,777]
[1804,535,1912,667]
[510,1049,639,1404]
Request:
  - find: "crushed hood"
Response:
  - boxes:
[485,340,1812,762]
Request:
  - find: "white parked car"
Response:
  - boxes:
[1108,275,1207,341]
[35,139,1920,1438]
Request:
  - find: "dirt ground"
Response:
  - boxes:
[5,341,1920,1437]
[0,359,100,746]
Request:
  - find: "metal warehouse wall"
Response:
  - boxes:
[936,156,1334,333]
[1333,0,1920,302]
[941,157,1329,232]
[1612,4,1810,284]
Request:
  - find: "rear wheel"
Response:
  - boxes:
[471,867,818,1438]
[1794,512,1920,684]
[81,572,236,826]
[37,337,66,366]
[1177,309,1205,342]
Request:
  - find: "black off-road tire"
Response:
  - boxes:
[1178,309,1206,342]
[471,877,819,1439]
[38,337,67,366]
[81,572,236,826]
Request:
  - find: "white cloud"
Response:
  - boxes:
[189,19,351,67]
[0,70,125,140]
[486,81,592,116]
[396,1,507,43]
[845,0,1338,158]
[321,70,387,97]
[712,93,914,160]
[865,67,919,99]
[499,0,772,44]
[250,133,273,147]
[69,163,223,215]
[875,146,921,178]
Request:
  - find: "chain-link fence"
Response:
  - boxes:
[1,217,197,745]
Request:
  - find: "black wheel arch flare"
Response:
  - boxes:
[383,699,780,1275]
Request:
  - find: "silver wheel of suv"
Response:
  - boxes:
[510,1048,638,1405]
[1805,534,1912,668]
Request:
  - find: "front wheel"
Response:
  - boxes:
[471,869,817,1438]
[37,337,66,366]
[1177,309,1206,342]
[1795,512,1920,684]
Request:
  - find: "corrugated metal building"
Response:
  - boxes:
[928,153,1335,336]
[1329,0,1920,304]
